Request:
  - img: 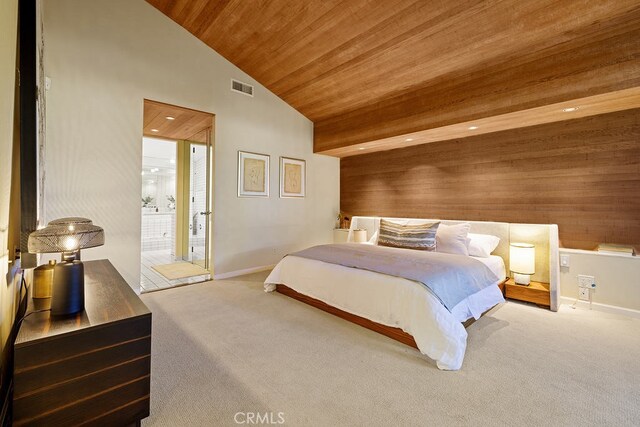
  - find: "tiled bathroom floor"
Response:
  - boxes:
[140,249,210,293]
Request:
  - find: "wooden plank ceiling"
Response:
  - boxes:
[143,99,213,143]
[146,0,640,156]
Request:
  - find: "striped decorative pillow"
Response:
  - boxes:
[377,219,440,251]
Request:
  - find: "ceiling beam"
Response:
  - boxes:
[314,22,640,155]
[321,88,640,157]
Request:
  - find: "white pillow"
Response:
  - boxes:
[436,223,470,256]
[467,233,501,258]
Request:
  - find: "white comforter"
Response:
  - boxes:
[264,256,505,370]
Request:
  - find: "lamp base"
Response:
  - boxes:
[51,260,85,316]
[513,273,531,286]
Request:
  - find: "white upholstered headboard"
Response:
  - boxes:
[348,216,560,311]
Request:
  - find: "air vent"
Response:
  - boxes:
[231,79,254,97]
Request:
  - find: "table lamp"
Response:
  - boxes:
[352,229,368,243]
[47,217,94,260]
[28,218,104,315]
[510,243,535,285]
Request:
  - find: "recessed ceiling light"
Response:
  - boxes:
[151,129,159,132]
[358,147,365,150]
[562,107,578,112]
[405,138,414,142]
[468,126,478,130]
[165,116,175,120]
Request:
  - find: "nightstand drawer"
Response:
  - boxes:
[14,331,151,398]
[505,278,550,307]
[13,355,150,421]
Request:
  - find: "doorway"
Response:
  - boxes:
[140,100,214,292]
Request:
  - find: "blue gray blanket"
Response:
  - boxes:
[289,243,501,312]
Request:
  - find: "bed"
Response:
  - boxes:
[264,217,559,370]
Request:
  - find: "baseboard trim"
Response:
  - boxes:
[560,297,640,319]
[213,264,275,280]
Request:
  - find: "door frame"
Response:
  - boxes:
[174,126,214,275]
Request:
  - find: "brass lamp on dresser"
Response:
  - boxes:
[13,260,151,426]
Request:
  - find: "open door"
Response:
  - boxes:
[186,134,212,270]
[140,100,214,292]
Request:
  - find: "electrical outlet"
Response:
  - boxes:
[578,274,595,289]
[578,287,590,301]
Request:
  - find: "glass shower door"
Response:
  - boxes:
[187,140,211,269]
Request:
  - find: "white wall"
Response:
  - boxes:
[560,249,640,313]
[42,0,340,289]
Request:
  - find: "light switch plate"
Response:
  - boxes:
[560,254,570,267]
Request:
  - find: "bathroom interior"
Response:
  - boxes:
[140,136,210,292]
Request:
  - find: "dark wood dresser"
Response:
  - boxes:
[13,260,151,426]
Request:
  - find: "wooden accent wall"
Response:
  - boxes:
[341,109,640,251]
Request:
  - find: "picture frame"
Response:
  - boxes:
[238,151,270,197]
[280,157,306,198]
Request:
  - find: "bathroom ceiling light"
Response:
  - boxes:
[562,107,578,112]
[165,116,175,120]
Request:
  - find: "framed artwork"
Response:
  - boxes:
[280,157,306,198]
[238,151,270,197]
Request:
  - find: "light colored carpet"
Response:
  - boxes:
[151,261,209,280]
[141,272,640,426]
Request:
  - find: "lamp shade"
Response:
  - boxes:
[509,243,535,275]
[352,229,367,243]
[28,223,104,254]
[48,217,93,226]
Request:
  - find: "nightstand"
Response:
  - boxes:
[333,228,349,243]
[13,260,151,426]
[332,229,367,243]
[504,278,550,308]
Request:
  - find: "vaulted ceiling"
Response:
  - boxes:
[147,0,640,156]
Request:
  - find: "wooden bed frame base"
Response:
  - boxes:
[275,280,506,350]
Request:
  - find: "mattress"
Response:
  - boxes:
[451,255,506,322]
[264,253,506,370]
[475,255,506,280]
